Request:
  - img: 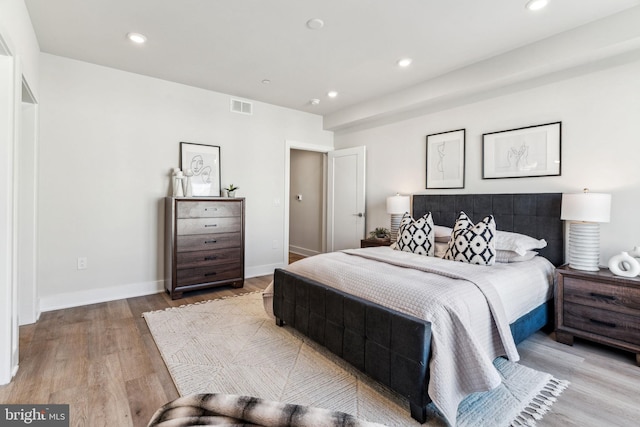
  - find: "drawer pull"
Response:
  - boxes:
[204,256,217,261]
[589,318,616,328]
[589,292,616,301]
[205,208,218,211]
[204,272,217,277]
[204,224,218,228]
[205,240,217,244]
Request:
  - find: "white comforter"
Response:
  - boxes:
[277,247,555,426]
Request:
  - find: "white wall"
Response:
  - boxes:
[334,58,640,266]
[38,53,332,310]
[289,149,324,256]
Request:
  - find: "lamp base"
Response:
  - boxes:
[390,213,403,243]
[567,222,600,271]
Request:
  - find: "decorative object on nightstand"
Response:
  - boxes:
[386,193,410,243]
[560,188,611,271]
[608,250,640,277]
[555,265,640,366]
[173,170,184,197]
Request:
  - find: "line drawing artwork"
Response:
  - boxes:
[495,131,547,172]
[435,139,460,180]
[189,155,212,185]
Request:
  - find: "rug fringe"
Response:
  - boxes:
[141,290,264,316]
[509,377,569,427]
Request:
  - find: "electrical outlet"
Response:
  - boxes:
[77,257,87,270]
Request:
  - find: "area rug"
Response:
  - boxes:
[143,292,568,426]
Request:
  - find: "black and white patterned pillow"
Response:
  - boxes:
[444,211,496,265]
[396,212,435,256]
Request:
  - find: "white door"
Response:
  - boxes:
[327,146,366,251]
[0,52,19,385]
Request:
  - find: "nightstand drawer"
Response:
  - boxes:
[564,277,640,317]
[564,302,640,345]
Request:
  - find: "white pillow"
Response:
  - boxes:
[495,250,538,263]
[434,242,448,258]
[444,211,496,265]
[396,212,435,256]
[495,230,547,256]
[434,225,452,243]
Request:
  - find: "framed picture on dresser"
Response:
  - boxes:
[179,142,221,196]
[426,129,465,189]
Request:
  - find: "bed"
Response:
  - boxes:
[271,193,563,424]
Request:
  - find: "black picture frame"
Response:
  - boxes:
[179,142,221,196]
[482,122,561,179]
[426,129,465,189]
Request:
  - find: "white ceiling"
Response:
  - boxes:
[24,0,640,117]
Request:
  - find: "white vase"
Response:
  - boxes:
[608,252,640,277]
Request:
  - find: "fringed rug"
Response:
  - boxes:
[143,292,568,426]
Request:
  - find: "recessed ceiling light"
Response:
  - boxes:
[127,32,147,44]
[310,99,320,106]
[327,91,338,98]
[397,58,412,68]
[525,0,549,11]
[306,18,324,30]
[262,79,271,84]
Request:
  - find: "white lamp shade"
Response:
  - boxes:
[561,192,611,223]
[386,194,410,214]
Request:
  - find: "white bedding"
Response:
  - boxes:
[267,246,555,426]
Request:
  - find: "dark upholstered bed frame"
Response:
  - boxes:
[273,193,563,423]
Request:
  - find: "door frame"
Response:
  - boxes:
[284,140,330,264]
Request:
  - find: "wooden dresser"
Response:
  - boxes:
[165,197,245,299]
[555,265,640,365]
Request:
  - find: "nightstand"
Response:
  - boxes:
[361,238,392,248]
[555,265,640,366]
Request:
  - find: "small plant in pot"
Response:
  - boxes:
[224,184,239,197]
[369,227,390,240]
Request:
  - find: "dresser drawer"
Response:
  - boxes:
[177,217,241,235]
[176,233,241,252]
[176,263,242,288]
[564,277,640,316]
[563,302,640,345]
[177,201,241,219]
[176,248,241,269]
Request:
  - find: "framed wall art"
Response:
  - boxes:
[179,142,221,196]
[426,129,465,189]
[483,122,561,179]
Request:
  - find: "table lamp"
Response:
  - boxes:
[386,193,410,243]
[561,189,611,271]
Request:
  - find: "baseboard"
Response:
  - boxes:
[39,265,282,312]
[289,245,320,257]
[39,280,164,312]
[245,262,285,279]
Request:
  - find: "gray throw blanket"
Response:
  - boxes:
[148,394,385,427]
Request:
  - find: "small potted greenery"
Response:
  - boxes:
[369,227,390,240]
[224,184,239,197]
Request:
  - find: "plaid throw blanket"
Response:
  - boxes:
[148,394,385,427]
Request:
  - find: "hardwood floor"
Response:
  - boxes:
[1,273,639,426]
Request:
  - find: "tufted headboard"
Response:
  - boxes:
[412,193,564,266]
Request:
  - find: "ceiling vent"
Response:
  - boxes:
[230,98,253,115]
